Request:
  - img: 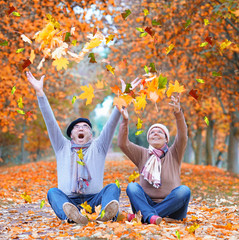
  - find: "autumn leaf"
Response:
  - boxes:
[79,84,95,105]
[72,96,77,104]
[6,6,15,15]
[124,83,132,93]
[135,130,144,136]
[52,57,69,71]
[121,9,131,20]
[136,27,144,33]
[136,118,143,129]
[145,27,155,37]
[64,32,71,42]
[17,97,23,108]
[46,14,60,29]
[106,34,115,44]
[204,19,209,25]
[88,53,97,63]
[106,64,115,75]
[120,94,134,105]
[128,171,140,183]
[37,57,45,70]
[16,48,25,53]
[93,27,97,37]
[212,71,221,77]
[134,94,147,112]
[80,201,92,213]
[11,86,16,95]
[175,230,180,239]
[111,85,121,95]
[205,36,213,45]
[152,19,161,26]
[29,50,35,63]
[184,19,191,29]
[143,9,149,16]
[20,59,31,71]
[85,36,103,50]
[186,222,200,234]
[101,209,105,218]
[144,65,149,74]
[166,43,174,55]
[95,80,104,89]
[149,91,159,103]
[189,89,200,101]
[71,39,77,46]
[77,149,84,160]
[77,160,85,166]
[113,97,127,109]
[0,40,8,46]
[40,200,45,209]
[12,12,21,17]
[17,109,25,115]
[166,80,185,97]
[149,62,157,73]
[219,39,232,53]
[158,74,167,89]
[204,116,209,126]
[21,34,32,44]
[25,111,33,118]
[200,42,208,47]
[140,32,148,37]
[20,192,32,203]
[196,79,205,83]
[115,179,120,188]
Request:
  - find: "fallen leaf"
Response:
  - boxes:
[40,200,45,209]
[143,9,149,16]
[166,43,174,55]
[128,171,140,183]
[0,40,8,46]
[20,192,32,203]
[12,11,21,17]
[11,86,16,95]
[115,179,120,188]
[121,9,131,20]
[204,19,209,25]
[80,201,92,213]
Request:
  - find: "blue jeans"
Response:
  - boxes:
[126,182,191,223]
[47,183,121,220]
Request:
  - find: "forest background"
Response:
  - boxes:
[0,0,238,174]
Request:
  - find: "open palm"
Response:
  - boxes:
[26,71,45,94]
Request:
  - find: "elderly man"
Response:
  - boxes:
[26,71,121,225]
[118,94,191,225]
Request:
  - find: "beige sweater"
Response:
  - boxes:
[118,110,188,203]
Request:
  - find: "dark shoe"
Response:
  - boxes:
[96,200,119,222]
[149,215,162,225]
[63,202,88,225]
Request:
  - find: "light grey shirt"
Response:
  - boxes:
[38,94,121,195]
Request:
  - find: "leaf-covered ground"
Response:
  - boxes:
[0,153,238,239]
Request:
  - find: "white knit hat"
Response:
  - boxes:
[147,123,170,142]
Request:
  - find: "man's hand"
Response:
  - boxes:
[169,94,181,113]
[26,71,45,96]
[120,107,129,120]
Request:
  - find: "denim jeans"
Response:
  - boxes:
[126,182,191,223]
[47,183,121,220]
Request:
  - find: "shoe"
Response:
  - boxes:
[63,202,88,225]
[127,213,136,222]
[96,200,119,222]
[149,215,162,225]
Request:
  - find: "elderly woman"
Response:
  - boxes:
[118,94,191,225]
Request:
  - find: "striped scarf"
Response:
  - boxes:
[71,140,92,194]
[141,144,168,188]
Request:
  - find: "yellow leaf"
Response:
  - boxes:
[85,38,103,50]
[95,80,104,89]
[17,97,23,109]
[220,39,232,53]
[52,57,69,71]
[20,192,32,203]
[79,84,95,105]
[136,118,143,129]
[106,34,115,44]
[120,94,134,106]
[106,64,115,75]
[134,94,147,112]
[166,43,174,55]
[166,80,185,97]
[29,50,35,64]
[128,171,140,183]
[80,201,92,213]
[113,97,127,109]
[77,149,84,160]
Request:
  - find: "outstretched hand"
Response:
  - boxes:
[169,94,181,113]
[120,107,129,120]
[26,71,45,96]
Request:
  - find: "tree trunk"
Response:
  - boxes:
[21,122,27,163]
[227,121,239,174]
[205,119,214,165]
[184,138,194,163]
[195,127,202,165]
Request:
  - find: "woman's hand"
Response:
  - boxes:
[169,94,181,113]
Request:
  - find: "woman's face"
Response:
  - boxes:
[148,127,167,149]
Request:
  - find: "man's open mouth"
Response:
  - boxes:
[78,133,84,139]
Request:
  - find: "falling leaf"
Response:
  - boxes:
[204,116,209,126]
[106,34,115,44]
[71,39,77,46]
[106,64,115,75]
[158,74,167,89]
[37,57,45,70]
[52,57,69,71]
[20,34,32,44]
[175,230,180,239]
[20,192,31,203]
[95,80,104,89]
[136,27,144,32]
[113,97,127,109]
[204,19,209,25]
[123,83,132,93]
[189,89,200,101]
[166,80,185,97]
[80,201,92,213]
[46,14,60,29]
[77,160,85,166]
[140,32,148,37]
[17,109,25,115]
[200,42,208,47]
[115,179,120,188]
[77,149,84,160]
[111,85,122,95]
[29,50,35,63]
[6,6,15,15]
[205,36,213,46]
[64,32,71,42]
[16,48,25,53]
[149,63,157,73]
[143,9,149,16]
[11,86,16,95]
[17,97,23,108]
[145,27,155,37]
[220,39,232,53]
[166,43,174,55]
[79,84,95,105]
[20,59,31,71]
[144,65,149,74]
[136,118,143,129]
[196,79,204,83]
[101,209,105,218]
[88,53,97,63]
[135,130,144,136]
[72,96,77,104]
[0,40,8,46]
[134,94,147,112]
[149,91,159,103]
[12,11,21,16]
[85,36,103,50]
[120,94,134,105]
[40,200,45,209]
[93,27,97,36]
[121,9,131,20]
[184,19,191,29]
[212,71,221,77]
[152,19,161,26]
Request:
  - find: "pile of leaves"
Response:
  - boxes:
[0,156,238,239]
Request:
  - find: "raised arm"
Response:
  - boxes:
[26,71,66,153]
[169,94,188,163]
[118,107,145,167]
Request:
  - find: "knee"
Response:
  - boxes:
[107,183,121,193]
[175,185,191,201]
[126,182,140,196]
[47,187,60,200]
